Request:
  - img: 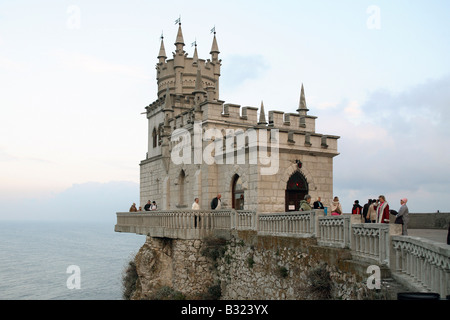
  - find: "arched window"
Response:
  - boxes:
[232,174,244,210]
[152,128,157,148]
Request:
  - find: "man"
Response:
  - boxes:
[144,200,151,211]
[150,201,158,210]
[362,199,372,223]
[396,198,409,235]
[313,197,324,209]
[211,194,222,210]
[192,197,200,210]
[299,195,312,211]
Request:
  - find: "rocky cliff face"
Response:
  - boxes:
[131,236,216,300]
[128,231,406,300]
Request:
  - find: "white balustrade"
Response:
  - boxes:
[116,209,449,297]
[258,211,315,237]
[317,215,351,248]
[392,236,450,297]
[350,223,391,265]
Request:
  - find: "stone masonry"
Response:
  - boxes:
[139,23,339,213]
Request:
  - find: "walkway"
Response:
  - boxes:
[408,229,448,244]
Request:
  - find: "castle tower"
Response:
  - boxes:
[155,23,220,102]
[140,23,340,213]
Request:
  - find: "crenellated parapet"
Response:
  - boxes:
[146,23,338,159]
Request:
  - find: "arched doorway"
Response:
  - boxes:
[285,171,308,211]
[178,170,186,208]
[232,174,244,210]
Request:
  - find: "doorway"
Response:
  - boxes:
[232,174,244,210]
[285,171,308,211]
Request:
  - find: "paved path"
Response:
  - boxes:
[407,229,448,244]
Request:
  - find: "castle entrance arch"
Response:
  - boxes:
[285,171,308,211]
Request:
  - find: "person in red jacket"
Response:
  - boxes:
[376,195,390,223]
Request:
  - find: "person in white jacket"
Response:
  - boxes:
[192,197,200,210]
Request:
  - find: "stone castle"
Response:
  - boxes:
[140,22,340,213]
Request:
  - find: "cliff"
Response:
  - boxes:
[126,231,407,300]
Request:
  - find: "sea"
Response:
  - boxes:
[0,220,145,300]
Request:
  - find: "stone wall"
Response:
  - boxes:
[408,212,450,229]
[130,230,404,300]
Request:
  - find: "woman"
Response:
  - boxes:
[330,196,343,215]
[129,203,137,212]
[376,195,390,224]
[368,199,377,223]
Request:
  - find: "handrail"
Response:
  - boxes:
[115,209,449,297]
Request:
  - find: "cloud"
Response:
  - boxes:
[328,74,450,213]
[221,54,270,90]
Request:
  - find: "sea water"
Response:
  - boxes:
[0,220,145,300]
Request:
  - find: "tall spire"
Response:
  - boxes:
[258,101,267,125]
[210,28,219,62]
[297,83,309,114]
[193,66,206,106]
[163,85,173,112]
[158,34,167,62]
[192,42,198,65]
[175,21,185,47]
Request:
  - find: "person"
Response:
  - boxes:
[192,197,200,210]
[396,198,409,235]
[330,196,343,215]
[376,195,390,224]
[150,201,158,210]
[362,199,372,223]
[352,200,363,221]
[313,197,324,209]
[367,199,377,223]
[192,197,201,227]
[138,206,142,211]
[299,195,312,211]
[211,194,222,210]
[129,203,137,212]
[144,200,151,211]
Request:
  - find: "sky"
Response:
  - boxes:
[0,0,449,220]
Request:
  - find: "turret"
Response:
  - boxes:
[174,23,185,95]
[258,101,268,126]
[209,30,221,100]
[297,83,309,127]
[158,36,167,65]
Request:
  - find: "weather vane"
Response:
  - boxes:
[210,25,216,34]
[175,15,181,25]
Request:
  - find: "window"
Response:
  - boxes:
[152,128,157,148]
[232,174,244,210]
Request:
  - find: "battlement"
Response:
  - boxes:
[145,23,336,146]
